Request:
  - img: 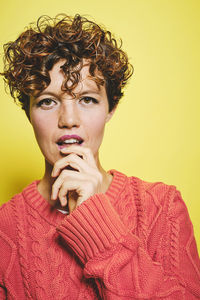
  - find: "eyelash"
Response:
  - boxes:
[36,98,56,108]
[36,96,99,109]
[79,96,99,104]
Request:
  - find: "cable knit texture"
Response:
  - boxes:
[0,170,199,299]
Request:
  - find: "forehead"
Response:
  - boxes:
[43,59,104,95]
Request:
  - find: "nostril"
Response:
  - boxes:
[58,103,80,129]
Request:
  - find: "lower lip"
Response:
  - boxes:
[57,143,83,150]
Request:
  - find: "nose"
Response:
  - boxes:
[58,101,80,129]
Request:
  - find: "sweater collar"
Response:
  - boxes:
[22,169,128,226]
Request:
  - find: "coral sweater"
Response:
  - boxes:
[0,170,200,299]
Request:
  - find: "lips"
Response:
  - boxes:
[57,135,84,149]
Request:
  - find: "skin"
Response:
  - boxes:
[29,60,115,213]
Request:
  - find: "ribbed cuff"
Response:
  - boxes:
[56,194,129,264]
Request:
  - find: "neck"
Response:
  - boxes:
[37,161,54,202]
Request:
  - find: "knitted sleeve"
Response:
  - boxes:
[0,282,6,300]
[0,236,6,299]
[0,270,6,300]
[56,188,200,299]
[0,235,10,299]
[0,202,24,300]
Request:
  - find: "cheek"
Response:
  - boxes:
[86,113,107,139]
[31,114,53,142]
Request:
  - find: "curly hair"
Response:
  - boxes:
[1,14,133,116]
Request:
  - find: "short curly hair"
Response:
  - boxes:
[1,14,133,116]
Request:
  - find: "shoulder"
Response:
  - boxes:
[129,175,180,210]
[0,183,35,270]
[133,175,176,197]
[119,171,194,234]
[110,169,182,214]
[128,174,195,240]
[0,180,39,227]
[0,181,37,243]
[0,193,24,241]
[0,195,24,274]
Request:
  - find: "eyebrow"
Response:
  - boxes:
[36,91,58,98]
[36,77,104,98]
[78,89,102,96]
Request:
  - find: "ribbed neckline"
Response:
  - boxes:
[22,169,128,226]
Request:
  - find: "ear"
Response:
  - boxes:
[105,106,117,123]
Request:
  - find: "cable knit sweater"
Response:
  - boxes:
[0,170,200,299]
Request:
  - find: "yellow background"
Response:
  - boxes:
[0,0,199,252]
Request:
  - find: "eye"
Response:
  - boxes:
[80,96,99,105]
[36,98,57,109]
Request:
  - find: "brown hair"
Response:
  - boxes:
[1,14,133,116]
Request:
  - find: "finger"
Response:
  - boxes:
[52,154,82,177]
[59,193,67,207]
[51,170,83,201]
[58,181,80,207]
[60,146,96,166]
[51,170,68,200]
[52,154,96,178]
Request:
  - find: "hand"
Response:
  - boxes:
[51,145,103,213]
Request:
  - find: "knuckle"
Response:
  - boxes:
[67,153,77,161]
[54,159,61,168]
[60,169,69,178]
[71,153,78,160]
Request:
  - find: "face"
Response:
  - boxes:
[29,60,114,167]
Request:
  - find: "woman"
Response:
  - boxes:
[0,14,199,300]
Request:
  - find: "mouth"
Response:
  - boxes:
[57,135,84,149]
